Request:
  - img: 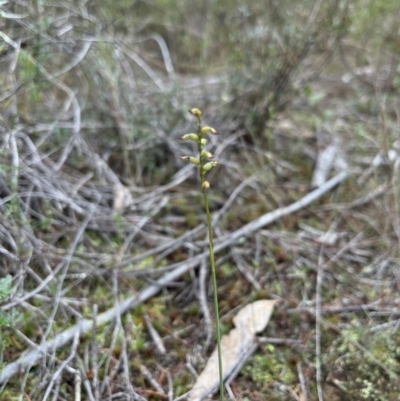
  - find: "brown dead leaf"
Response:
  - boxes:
[188,300,277,401]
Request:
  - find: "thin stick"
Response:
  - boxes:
[297,362,308,401]
[316,244,324,401]
[198,259,213,352]
[201,176,224,400]
[91,304,99,401]
[74,369,81,401]
[143,313,167,355]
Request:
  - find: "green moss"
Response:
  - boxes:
[326,326,400,400]
[220,262,235,278]
[270,280,284,297]
[0,388,20,401]
[173,371,193,396]
[243,347,296,388]
[183,303,200,317]
[186,211,199,228]
[122,256,155,272]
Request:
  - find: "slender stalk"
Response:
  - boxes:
[196,118,224,401]
[203,188,224,400]
[180,108,224,400]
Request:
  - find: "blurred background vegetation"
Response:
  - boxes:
[1,0,399,178]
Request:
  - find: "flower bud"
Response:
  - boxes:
[203,161,218,171]
[200,138,209,146]
[180,156,200,166]
[201,151,213,159]
[189,108,202,117]
[201,126,219,135]
[202,181,210,189]
[180,133,199,141]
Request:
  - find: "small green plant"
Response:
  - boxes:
[0,275,13,368]
[180,108,224,400]
[0,275,13,327]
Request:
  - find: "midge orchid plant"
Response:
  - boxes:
[180,108,224,401]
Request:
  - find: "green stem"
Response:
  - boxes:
[197,118,224,401]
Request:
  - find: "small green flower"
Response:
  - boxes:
[201,151,213,159]
[202,181,210,189]
[189,108,202,117]
[180,156,200,166]
[201,126,219,135]
[203,161,218,172]
[181,133,199,141]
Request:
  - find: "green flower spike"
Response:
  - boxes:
[180,107,224,401]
